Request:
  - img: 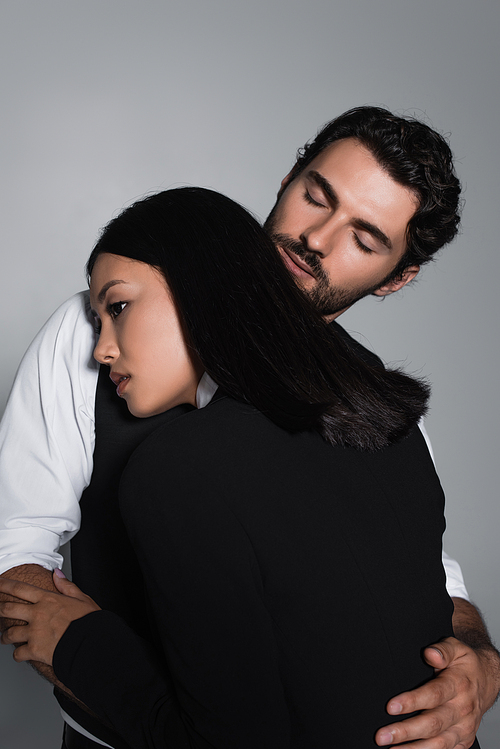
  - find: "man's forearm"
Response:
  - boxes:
[0,564,77,698]
[452,596,500,711]
[0,566,101,720]
[1,564,64,685]
[0,564,55,626]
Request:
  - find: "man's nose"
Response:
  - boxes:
[300,215,341,258]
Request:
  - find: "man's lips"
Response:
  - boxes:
[278,246,316,280]
[109,372,130,397]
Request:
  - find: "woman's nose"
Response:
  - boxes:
[93,328,119,365]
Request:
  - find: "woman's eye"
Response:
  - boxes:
[108,301,127,319]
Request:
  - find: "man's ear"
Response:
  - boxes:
[373,265,420,297]
[277,170,294,199]
[281,171,293,190]
[278,163,303,197]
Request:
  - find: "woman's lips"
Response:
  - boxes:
[109,372,130,397]
[278,247,316,280]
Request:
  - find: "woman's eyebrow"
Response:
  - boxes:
[97,279,127,304]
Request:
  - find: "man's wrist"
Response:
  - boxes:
[452,596,500,711]
[452,596,498,651]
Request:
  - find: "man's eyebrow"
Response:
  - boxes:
[307,170,392,250]
[352,218,392,250]
[308,170,338,205]
[97,279,127,304]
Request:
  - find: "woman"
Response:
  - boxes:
[0,188,452,747]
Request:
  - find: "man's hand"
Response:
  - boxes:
[375,598,500,747]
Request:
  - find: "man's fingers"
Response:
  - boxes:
[375,708,470,747]
[376,712,445,745]
[423,646,448,670]
[387,675,457,716]
[423,637,468,670]
[378,635,486,747]
[376,725,474,749]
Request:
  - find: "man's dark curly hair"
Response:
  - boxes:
[284,106,462,277]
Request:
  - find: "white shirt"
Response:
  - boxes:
[0,290,469,603]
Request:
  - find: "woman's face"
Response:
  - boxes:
[90,253,203,417]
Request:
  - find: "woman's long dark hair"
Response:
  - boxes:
[87,187,429,450]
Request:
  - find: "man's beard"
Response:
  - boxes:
[264,213,386,315]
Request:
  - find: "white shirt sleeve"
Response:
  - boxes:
[0,291,98,573]
[417,418,470,601]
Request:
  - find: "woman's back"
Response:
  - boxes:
[116,393,453,747]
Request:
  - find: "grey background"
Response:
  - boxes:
[0,1,498,746]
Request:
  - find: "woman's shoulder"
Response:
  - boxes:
[119,394,289,526]
[119,392,326,506]
[122,394,270,478]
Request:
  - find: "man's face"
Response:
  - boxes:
[264,138,419,318]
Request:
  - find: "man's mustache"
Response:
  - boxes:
[271,233,324,278]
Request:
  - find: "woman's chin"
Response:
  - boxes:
[127,399,169,419]
[125,393,195,419]
[124,399,151,419]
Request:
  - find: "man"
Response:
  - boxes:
[0,107,498,748]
